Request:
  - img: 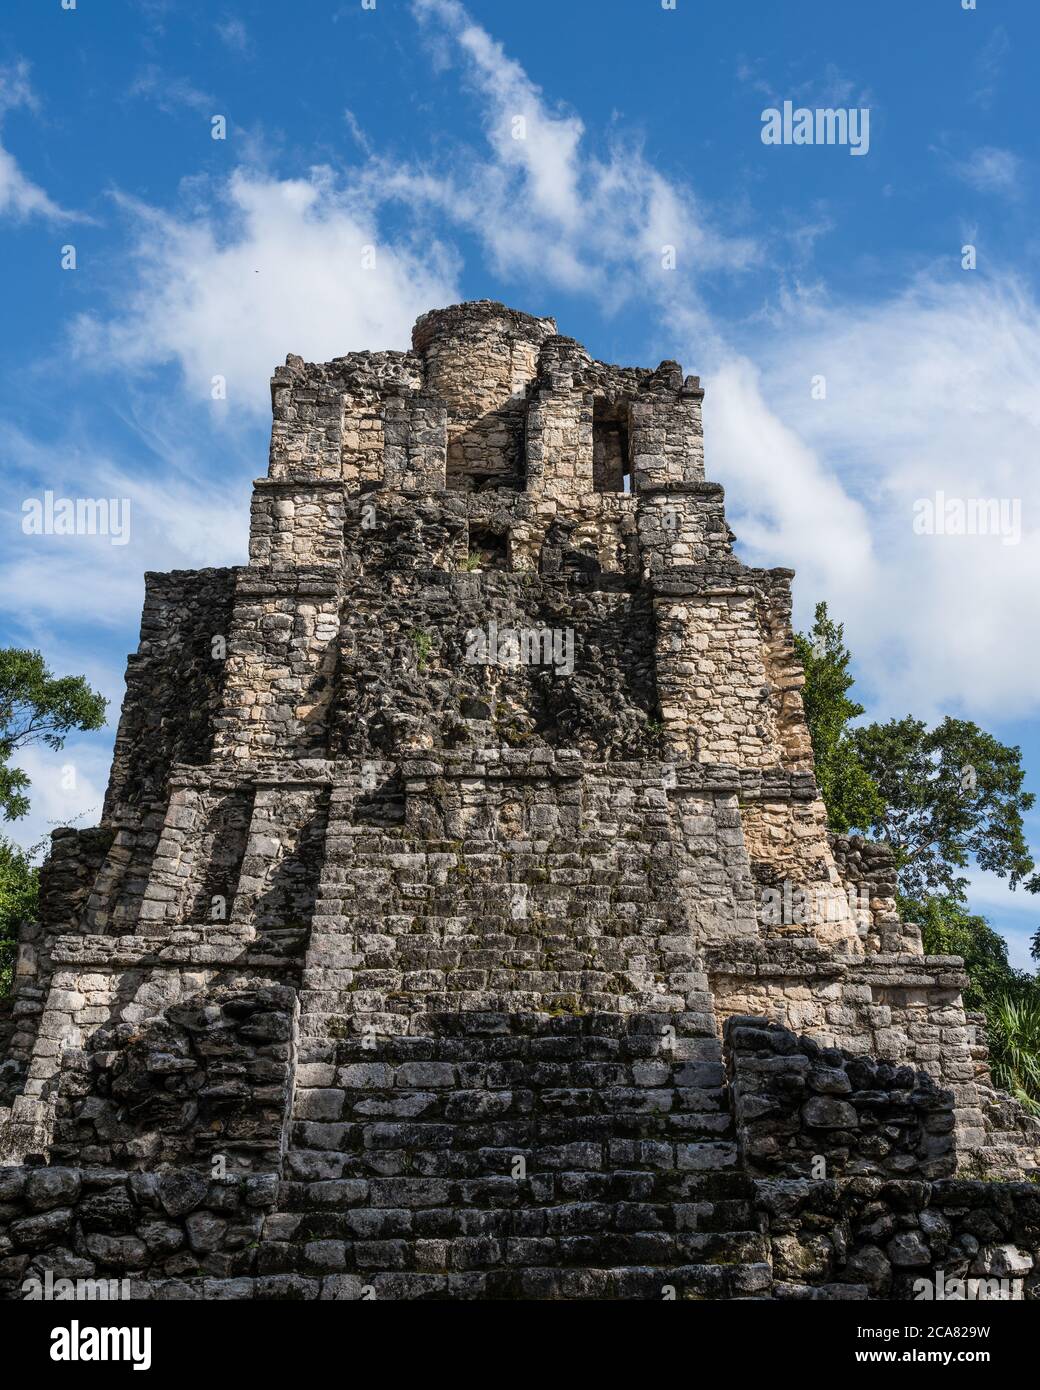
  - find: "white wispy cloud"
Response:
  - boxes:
[952,144,1022,195]
[971,25,1010,110]
[72,0,758,411]
[216,17,251,55]
[0,419,250,636]
[72,172,461,412]
[0,62,73,222]
[127,66,215,117]
[4,742,111,854]
[704,354,875,600]
[406,0,758,305]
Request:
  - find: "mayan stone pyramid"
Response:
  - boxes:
[3,300,1040,1302]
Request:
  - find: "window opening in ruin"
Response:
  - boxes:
[446,410,524,492]
[467,524,509,570]
[592,399,630,493]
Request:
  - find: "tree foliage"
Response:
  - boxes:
[0,648,107,821]
[796,606,1036,903]
[793,603,885,834]
[797,603,1040,1109]
[0,836,40,997]
[852,716,1036,903]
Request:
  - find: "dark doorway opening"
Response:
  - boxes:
[592,399,631,492]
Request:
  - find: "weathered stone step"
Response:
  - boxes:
[300,983,688,1011]
[229,1262,773,1301]
[258,1214,765,1259]
[265,1241,769,1276]
[297,995,694,1024]
[276,1169,754,1211]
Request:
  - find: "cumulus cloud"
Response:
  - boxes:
[705,274,1040,721]
[73,171,461,412]
[0,62,72,222]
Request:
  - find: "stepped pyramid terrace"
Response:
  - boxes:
[2,300,1040,1302]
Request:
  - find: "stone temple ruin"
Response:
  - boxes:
[2,299,1040,1302]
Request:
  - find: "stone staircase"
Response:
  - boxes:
[271,1011,769,1299]
[299,813,707,1026]
[270,824,771,1298]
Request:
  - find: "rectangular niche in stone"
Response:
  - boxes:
[179,788,254,925]
[592,397,631,493]
[468,523,510,570]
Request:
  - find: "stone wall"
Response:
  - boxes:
[0,1167,278,1300]
[3,1011,1037,1301]
[104,568,239,815]
[731,1017,1040,1301]
[725,1017,955,1180]
[48,980,296,1171]
[828,833,914,953]
[754,1177,1040,1300]
[708,944,982,1146]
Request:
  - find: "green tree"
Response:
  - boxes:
[908,893,1031,1014]
[797,605,1040,1108]
[851,716,1035,902]
[794,602,884,833]
[0,648,107,821]
[0,836,40,997]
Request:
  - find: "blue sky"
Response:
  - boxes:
[2,0,1039,963]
